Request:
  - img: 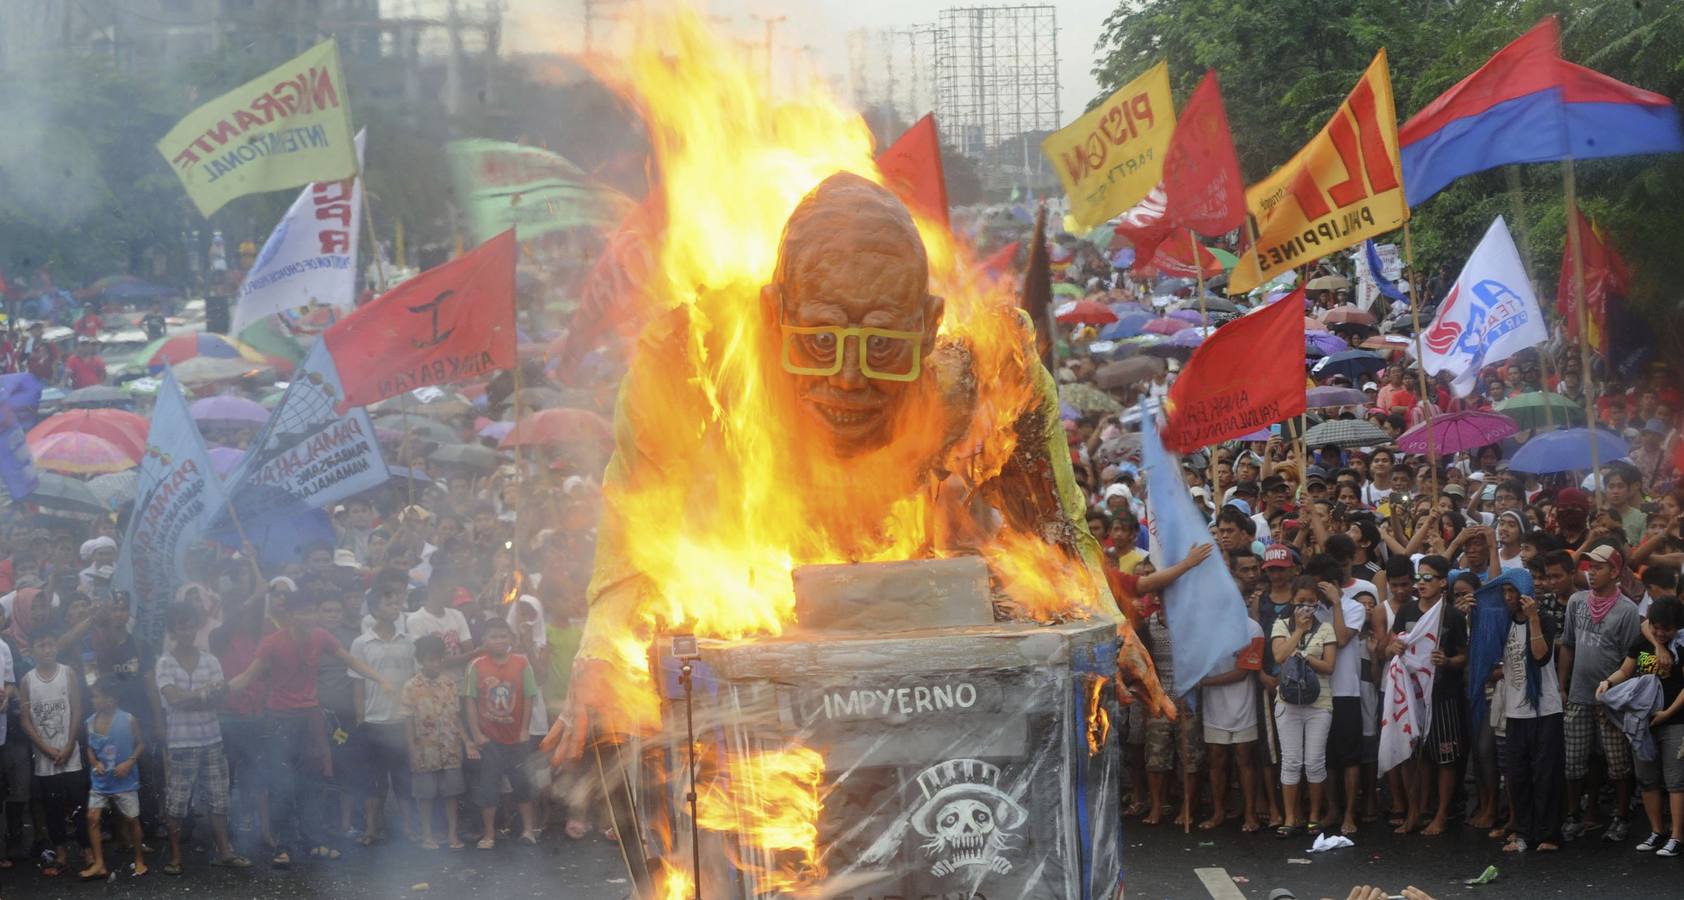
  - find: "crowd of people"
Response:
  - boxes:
[1060,262,1684,859]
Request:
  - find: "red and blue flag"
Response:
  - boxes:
[1399,17,1682,206]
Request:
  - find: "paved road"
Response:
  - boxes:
[4,818,1667,898]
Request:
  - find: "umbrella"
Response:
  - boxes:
[63,385,134,410]
[1306,332,1349,357]
[1304,316,1329,332]
[1052,283,1085,299]
[372,389,476,419]
[1496,392,1586,430]
[1167,309,1207,324]
[1322,306,1377,327]
[429,442,501,473]
[0,373,43,423]
[27,472,108,516]
[1108,301,1148,317]
[207,446,246,478]
[1302,419,1392,449]
[1095,357,1165,390]
[28,409,148,461]
[1178,296,1239,315]
[499,408,615,449]
[87,470,139,510]
[1360,335,1414,354]
[1054,299,1118,326]
[1143,317,1193,335]
[1311,350,1387,382]
[1169,327,1208,349]
[1058,382,1122,415]
[138,332,268,370]
[1306,274,1352,291]
[1097,311,1152,340]
[1306,386,1370,409]
[172,357,271,387]
[373,415,459,445]
[1397,411,1520,457]
[29,432,135,475]
[477,420,515,442]
[1509,428,1630,475]
[385,466,434,484]
[189,395,271,428]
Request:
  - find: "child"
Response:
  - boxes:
[20,627,84,877]
[82,679,146,879]
[401,635,471,850]
[463,618,540,848]
[351,589,417,845]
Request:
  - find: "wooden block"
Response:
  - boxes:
[791,557,992,633]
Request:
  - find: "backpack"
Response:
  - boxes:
[1278,645,1321,706]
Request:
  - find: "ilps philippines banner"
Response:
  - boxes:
[446,139,632,242]
[113,370,232,649]
[1419,216,1548,396]
[232,130,365,333]
[1042,61,1176,231]
[1229,51,1408,293]
[158,40,358,217]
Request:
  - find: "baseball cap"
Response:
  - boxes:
[1583,544,1623,567]
[1263,545,1296,569]
[1645,418,1668,435]
[1261,474,1287,493]
[1225,498,1253,516]
[1305,465,1328,484]
[1556,486,1591,510]
[1362,381,1379,391]
[1442,483,1466,498]
[1117,462,1140,481]
[1233,480,1260,497]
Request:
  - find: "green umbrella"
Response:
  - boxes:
[1052,283,1084,298]
[1496,392,1586,430]
[1059,382,1122,415]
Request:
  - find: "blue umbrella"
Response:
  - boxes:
[1311,349,1387,382]
[1098,311,1152,340]
[1508,428,1630,475]
[0,373,43,429]
[1306,332,1349,358]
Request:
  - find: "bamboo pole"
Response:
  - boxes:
[358,166,386,293]
[1563,160,1603,506]
[1402,223,1441,499]
[1192,232,1220,509]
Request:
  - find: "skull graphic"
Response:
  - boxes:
[908,759,1027,879]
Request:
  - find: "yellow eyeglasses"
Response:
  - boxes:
[779,311,925,383]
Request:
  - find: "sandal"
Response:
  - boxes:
[519,831,540,846]
[477,838,495,850]
[420,840,440,851]
[308,846,342,860]
[162,863,184,876]
[42,865,64,877]
[271,851,291,868]
[210,855,251,868]
[1274,824,1303,839]
[448,840,466,850]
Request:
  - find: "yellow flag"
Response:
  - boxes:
[1228,51,1407,294]
[157,40,357,217]
[1042,61,1175,231]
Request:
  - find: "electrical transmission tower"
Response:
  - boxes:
[934,5,1060,175]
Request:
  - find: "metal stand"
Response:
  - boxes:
[680,659,702,900]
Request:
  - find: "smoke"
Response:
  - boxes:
[0,87,114,234]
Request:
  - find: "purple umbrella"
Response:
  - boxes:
[1306,332,1349,357]
[207,446,246,478]
[189,394,269,427]
[1396,411,1520,457]
[1169,327,1207,349]
[1238,428,1273,441]
[1306,386,1369,409]
[1168,309,1206,324]
[1109,301,1149,317]
[477,420,515,441]
[1144,317,1193,335]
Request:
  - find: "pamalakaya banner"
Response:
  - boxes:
[1228,51,1408,294]
[1042,61,1176,232]
[446,139,633,242]
[157,39,357,217]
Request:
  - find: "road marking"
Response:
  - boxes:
[1195,866,1248,900]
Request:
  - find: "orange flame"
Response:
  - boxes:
[694,745,826,890]
[1085,675,1112,757]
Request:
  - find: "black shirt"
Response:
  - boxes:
[1628,638,1684,710]
[1393,600,1469,702]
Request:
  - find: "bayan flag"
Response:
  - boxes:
[232,130,365,333]
[1161,289,1308,452]
[1419,217,1548,397]
[1379,596,1443,774]
[157,40,357,217]
[1042,61,1176,231]
[1400,17,1683,207]
[1137,228,1222,279]
[219,340,387,536]
[1141,401,1251,698]
[113,370,232,649]
[1162,70,1247,237]
[446,139,634,242]
[1556,203,1630,358]
[324,229,517,409]
[876,113,951,228]
[1229,51,1408,294]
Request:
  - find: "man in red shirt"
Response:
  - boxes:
[65,340,106,389]
[72,305,103,340]
[227,591,393,867]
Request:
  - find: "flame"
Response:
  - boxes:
[1085,675,1112,757]
[658,868,694,900]
[694,745,827,890]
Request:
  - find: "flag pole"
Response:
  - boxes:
[221,497,264,585]
[1563,160,1603,506]
[1190,232,1221,506]
[1401,222,1441,499]
[359,165,387,293]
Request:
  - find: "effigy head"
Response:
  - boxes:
[764,172,944,457]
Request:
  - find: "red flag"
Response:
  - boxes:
[876,114,950,228]
[1163,71,1247,237]
[980,240,1020,275]
[1142,227,1223,279]
[1556,203,1629,357]
[555,194,666,381]
[324,229,517,409]
[1161,288,1308,452]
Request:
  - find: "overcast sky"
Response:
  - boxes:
[500,0,1120,122]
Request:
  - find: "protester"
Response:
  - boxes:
[81,679,146,879]
[462,617,540,849]
[402,634,470,851]
[154,602,248,873]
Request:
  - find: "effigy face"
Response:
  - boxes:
[766,173,945,457]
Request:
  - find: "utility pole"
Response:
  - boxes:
[752,13,786,97]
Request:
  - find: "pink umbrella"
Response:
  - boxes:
[29,432,136,475]
[189,394,270,428]
[1396,410,1519,457]
[1143,317,1193,335]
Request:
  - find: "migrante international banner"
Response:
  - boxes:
[1161,288,1308,451]
[447,139,633,242]
[1228,51,1408,294]
[158,40,357,217]
[324,230,518,408]
[113,370,231,649]
[1042,61,1176,231]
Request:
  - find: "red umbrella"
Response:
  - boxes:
[1054,299,1118,326]
[499,408,613,449]
[1322,306,1377,327]
[29,432,136,475]
[27,409,148,462]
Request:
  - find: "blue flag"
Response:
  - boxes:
[114,369,231,650]
[218,340,388,541]
[0,402,37,502]
[1140,401,1251,699]
[1364,240,1407,303]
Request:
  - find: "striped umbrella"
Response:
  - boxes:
[30,432,136,475]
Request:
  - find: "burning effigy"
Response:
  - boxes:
[541,10,1166,898]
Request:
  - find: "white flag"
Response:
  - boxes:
[232,130,365,332]
[1378,598,1444,774]
[1417,216,1547,397]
